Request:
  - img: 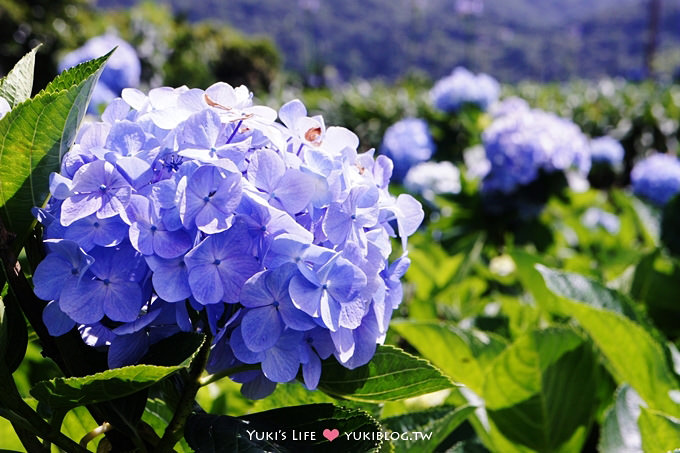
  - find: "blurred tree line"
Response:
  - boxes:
[0,0,281,94]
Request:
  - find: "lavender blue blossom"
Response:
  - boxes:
[581,207,620,234]
[631,153,680,205]
[403,161,461,201]
[481,108,591,193]
[589,136,624,168]
[59,34,141,113]
[430,67,500,112]
[379,118,434,181]
[33,82,423,398]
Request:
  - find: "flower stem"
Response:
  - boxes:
[154,332,212,452]
[198,363,261,387]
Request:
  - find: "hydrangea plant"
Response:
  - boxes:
[430,66,500,113]
[631,153,680,205]
[32,82,424,397]
[481,106,591,194]
[379,117,434,181]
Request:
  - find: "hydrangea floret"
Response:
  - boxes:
[379,117,434,181]
[481,107,591,194]
[631,153,680,205]
[32,84,424,398]
[430,66,500,112]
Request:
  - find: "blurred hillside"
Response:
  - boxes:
[96,0,680,83]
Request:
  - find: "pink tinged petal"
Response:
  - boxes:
[331,327,355,363]
[241,307,283,352]
[61,193,102,226]
[43,301,75,336]
[102,281,143,322]
[188,265,223,304]
[248,149,285,193]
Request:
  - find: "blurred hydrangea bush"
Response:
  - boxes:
[430,66,500,113]
[59,34,141,112]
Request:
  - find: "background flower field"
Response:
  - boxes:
[0,0,679,452]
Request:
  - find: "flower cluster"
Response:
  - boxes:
[481,106,591,193]
[590,136,624,168]
[430,67,500,113]
[59,35,141,112]
[403,161,461,201]
[581,207,620,234]
[631,153,680,205]
[379,118,435,181]
[33,82,423,397]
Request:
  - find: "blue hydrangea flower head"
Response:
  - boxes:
[59,34,141,112]
[403,161,461,201]
[33,79,423,399]
[590,136,624,168]
[481,107,591,193]
[430,66,500,112]
[379,118,434,181]
[631,153,680,205]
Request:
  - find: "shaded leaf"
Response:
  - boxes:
[317,345,454,403]
[381,405,475,453]
[30,334,204,411]
[483,327,598,452]
[0,53,109,249]
[536,265,680,417]
[185,404,382,453]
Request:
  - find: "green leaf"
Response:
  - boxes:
[0,53,109,249]
[598,385,644,453]
[0,45,40,108]
[391,321,506,395]
[483,327,598,452]
[509,250,561,312]
[142,397,192,453]
[536,265,680,417]
[381,405,475,453]
[30,333,204,411]
[0,298,6,366]
[638,408,680,453]
[185,404,382,453]
[536,264,642,322]
[0,416,23,451]
[317,345,454,403]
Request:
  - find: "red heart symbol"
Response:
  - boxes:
[323,428,339,442]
